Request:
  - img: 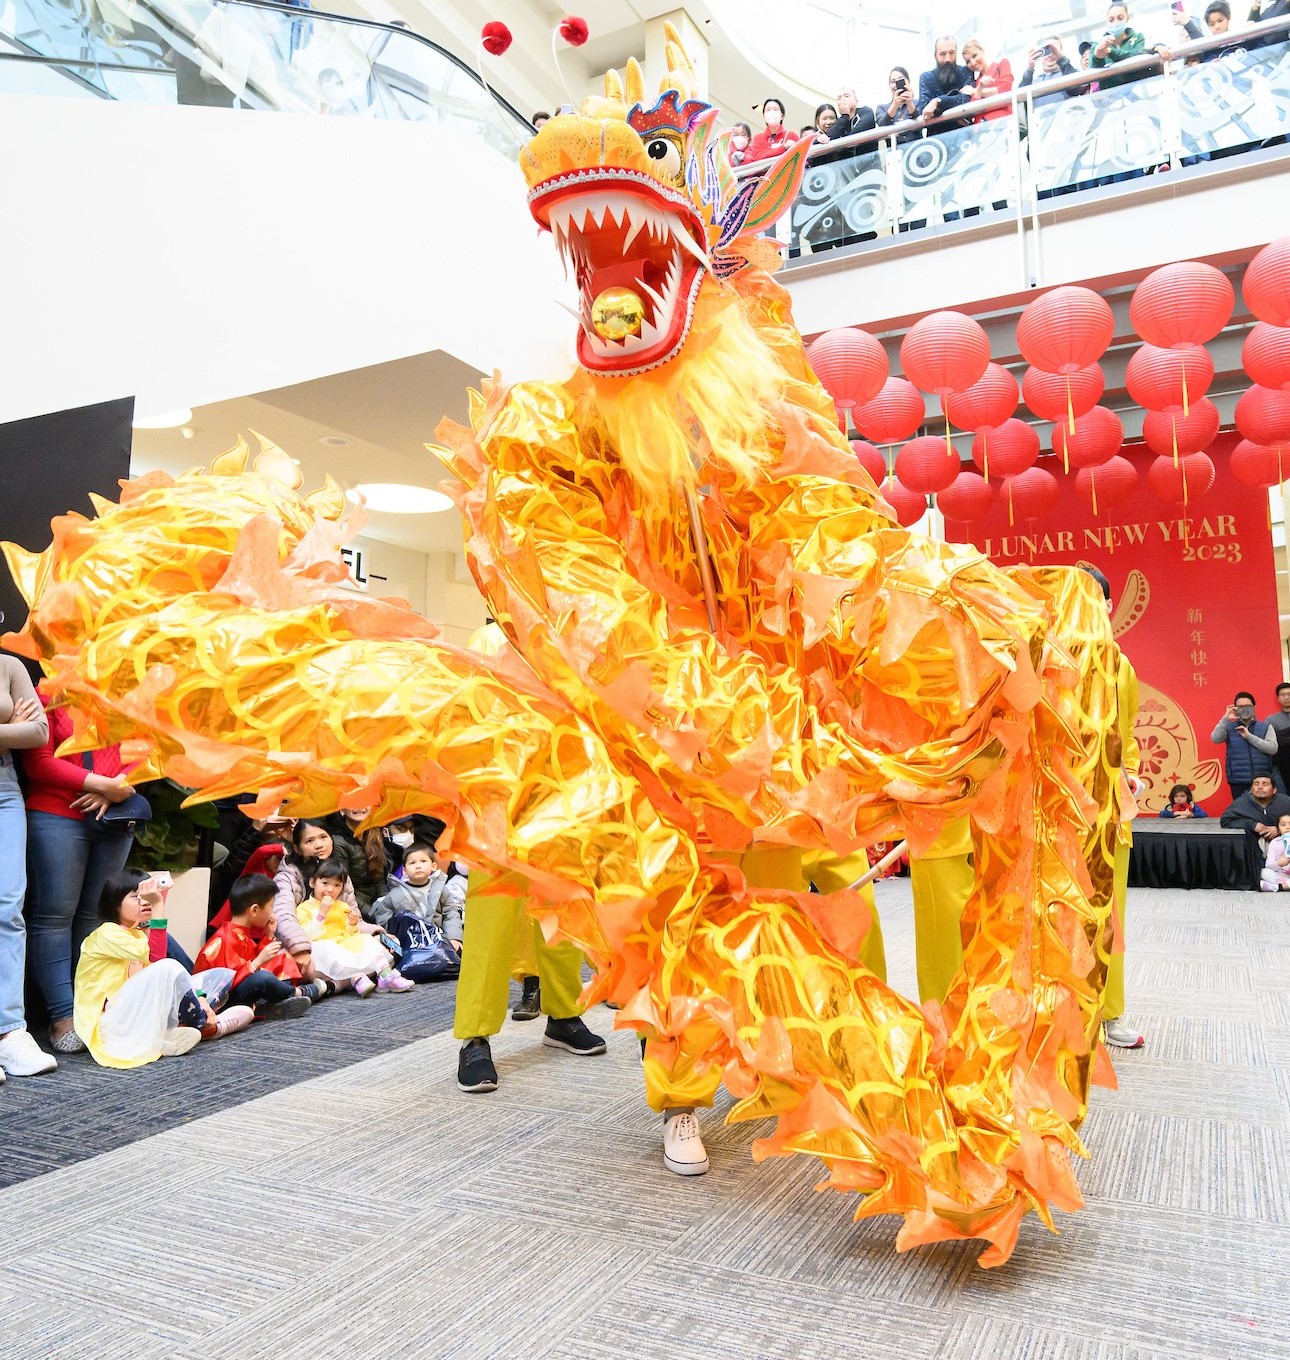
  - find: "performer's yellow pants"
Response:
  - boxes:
[511,911,538,982]
[1104,840,1130,1021]
[907,818,973,1005]
[642,846,887,1112]
[454,871,585,1040]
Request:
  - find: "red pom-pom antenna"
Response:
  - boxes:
[559,15,589,46]
[481,21,512,56]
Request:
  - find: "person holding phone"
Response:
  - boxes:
[1246,0,1290,49]
[1091,2,1173,85]
[1211,690,1277,801]
[1019,34,1078,102]
[875,66,920,142]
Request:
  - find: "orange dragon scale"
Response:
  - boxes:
[3,55,1130,1266]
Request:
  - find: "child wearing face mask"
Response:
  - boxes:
[746,98,794,162]
[726,121,753,166]
[1211,694,1277,802]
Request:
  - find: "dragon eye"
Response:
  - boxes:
[644,137,683,182]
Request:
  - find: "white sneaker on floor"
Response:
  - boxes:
[160,1027,202,1058]
[1103,1017,1144,1049]
[663,1112,709,1177]
[0,1028,58,1076]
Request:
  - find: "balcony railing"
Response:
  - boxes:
[0,0,532,155]
[734,18,1290,266]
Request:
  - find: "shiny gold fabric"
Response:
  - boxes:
[3,110,1130,1267]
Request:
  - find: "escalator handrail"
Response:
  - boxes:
[215,0,535,133]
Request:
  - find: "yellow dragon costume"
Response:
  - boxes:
[3,41,1130,1266]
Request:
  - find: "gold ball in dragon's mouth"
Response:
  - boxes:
[590,286,646,341]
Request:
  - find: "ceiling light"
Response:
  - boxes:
[133,408,193,429]
[348,483,453,514]
[320,435,352,446]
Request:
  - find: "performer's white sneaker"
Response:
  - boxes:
[662,1111,709,1176]
[1103,1018,1144,1049]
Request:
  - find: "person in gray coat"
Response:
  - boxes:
[370,842,465,946]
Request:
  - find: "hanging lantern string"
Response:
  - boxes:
[1066,373,1076,435]
[1091,470,1099,518]
[1172,416,1179,470]
[1181,358,1190,417]
[1007,481,1015,528]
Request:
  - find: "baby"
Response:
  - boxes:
[1260,814,1290,892]
[370,841,465,952]
[297,859,414,993]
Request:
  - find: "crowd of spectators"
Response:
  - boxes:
[0,679,471,1081]
[723,1,1288,239]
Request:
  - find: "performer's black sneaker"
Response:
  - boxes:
[512,975,541,1021]
[542,1016,607,1055]
[457,1037,499,1092]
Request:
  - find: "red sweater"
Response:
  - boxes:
[198,921,302,988]
[21,704,126,820]
[745,127,793,162]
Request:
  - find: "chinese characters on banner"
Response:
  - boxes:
[942,438,1283,814]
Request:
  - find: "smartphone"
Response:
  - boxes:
[894,76,907,90]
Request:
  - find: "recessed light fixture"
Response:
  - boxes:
[347,483,453,514]
[133,408,193,429]
[320,435,352,447]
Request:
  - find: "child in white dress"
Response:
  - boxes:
[295,859,414,994]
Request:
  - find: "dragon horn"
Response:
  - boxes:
[625,56,645,105]
[663,18,697,97]
[603,67,624,101]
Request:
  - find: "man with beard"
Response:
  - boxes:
[917,36,976,134]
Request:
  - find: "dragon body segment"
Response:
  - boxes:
[3,56,1129,1266]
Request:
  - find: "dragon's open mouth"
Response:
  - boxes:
[533,174,709,376]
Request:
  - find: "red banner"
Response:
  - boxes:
[943,436,1283,814]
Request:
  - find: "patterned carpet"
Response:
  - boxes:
[1,880,1287,1360]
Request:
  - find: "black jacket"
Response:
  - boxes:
[1220,789,1290,833]
[827,108,877,141]
[917,63,975,130]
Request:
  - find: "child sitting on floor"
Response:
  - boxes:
[198,875,327,1017]
[1261,813,1290,892]
[1158,783,1207,819]
[296,859,415,995]
[370,841,465,953]
[75,871,253,1068]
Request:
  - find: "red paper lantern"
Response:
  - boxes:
[1229,439,1285,488]
[1022,363,1105,425]
[971,417,1038,480]
[1001,466,1059,523]
[944,362,1018,432]
[1148,451,1216,505]
[895,434,960,494]
[1016,286,1114,373]
[1236,385,1290,445]
[1130,261,1235,349]
[808,328,889,409]
[852,377,926,444]
[1052,405,1123,469]
[1243,322,1290,392]
[900,311,990,396]
[1142,399,1221,459]
[882,479,928,527]
[1125,343,1214,412]
[1242,237,1290,328]
[1076,456,1139,513]
[937,470,995,522]
[851,438,888,484]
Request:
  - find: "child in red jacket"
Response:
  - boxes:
[197,876,321,1018]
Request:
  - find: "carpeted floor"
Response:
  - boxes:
[1,880,1287,1359]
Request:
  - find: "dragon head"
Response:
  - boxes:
[519,29,813,379]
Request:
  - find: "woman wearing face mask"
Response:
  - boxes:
[745,98,793,162]
[1211,692,1278,802]
[725,122,753,166]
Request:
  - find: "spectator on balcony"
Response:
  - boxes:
[962,38,1014,120]
[1090,3,1172,86]
[746,98,794,162]
[1246,0,1290,47]
[827,87,876,142]
[917,36,976,133]
[532,111,552,129]
[1019,36,1078,101]
[876,67,921,142]
[813,103,838,141]
[726,122,753,166]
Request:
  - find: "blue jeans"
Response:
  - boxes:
[0,762,28,1036]
[25,811,133,1022]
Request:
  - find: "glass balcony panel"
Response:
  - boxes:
[894,118,1017,223]
[1029,77,1167,193]
[1177,44,1290,156]
[0,0,531,154]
